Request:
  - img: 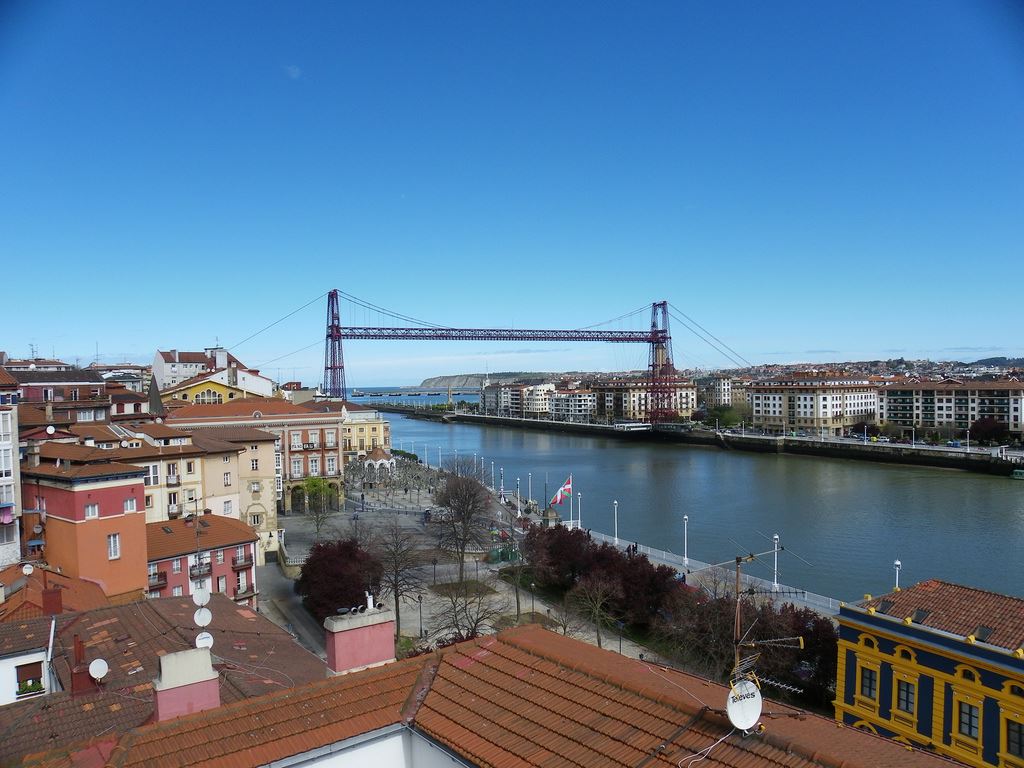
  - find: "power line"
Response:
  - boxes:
[669,303,752,368]
[228,292,329,351]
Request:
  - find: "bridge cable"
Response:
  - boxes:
[574,303,650,330]
[668,309,748,369]
[227,291,329,351]
[336,290,447,329]
[669,303,752,367]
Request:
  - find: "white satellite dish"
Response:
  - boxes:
[120,440,129,448]
[22,564,34,576]
[29,363,36,370]
[195,631,214,649]
[192,587,211,607]
[46,425,55,435]
[725,679,763,731]
[88,658,109,681]
[193,607,212,628]
[33,525,43,534]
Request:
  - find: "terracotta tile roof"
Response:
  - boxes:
[364,446,392,462]
[300,400,370,412]
[21,461,147,481]
[3,594,327,766]
[187,432,246,454]
[69,425,123,442]
[38,442,113,463]
[17,404,74,427]
[168,397,332,421]
[188,427,277,443]
[107,443,206,461]
[147,516,257,561]
[0,565,111,621]
[0,615,51,657]
[0,367,16,387]
[7,370,106,384]
[128,423,190,439]
[860,579,1024,650]
[159,368,228,393]
[23,626,956,768]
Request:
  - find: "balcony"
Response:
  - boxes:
[231,554,253,570]
[167,503,180,517]
[233,586,258,601]
[289,472,304,480]
[166,475,180,487]
[189,562,212,579]
[147,571,168,589]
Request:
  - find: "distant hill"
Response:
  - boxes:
[420,372,559,388]
[969,357,1024,367]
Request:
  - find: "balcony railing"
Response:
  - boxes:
[231,554,253,570]
[167,503,180,517]
[189,562,212,579]
[289,472,304,480]
[147,571,168,589]
[233,586,257,600]
[166,475,180,487]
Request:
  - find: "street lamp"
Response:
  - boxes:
[683,514,689,566]
[966,429,970,451]
[613,500,619,545]
[530,582,535,617]
[431,557,438,585]
[911,428,915,447]
[418,594,424,638]
[577,492,582,530]
[528,473,532,506]
[772,533,780,592]
[894,559,902,590]
[516,478,521,517]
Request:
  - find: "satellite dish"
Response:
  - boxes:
[46,425,56,435]
[88,658,109,681]
[193,607,212,627]
[192,587,211,607]
[375,602,384,610]
[358,605,366,613]
[336,607,350,615]
[33,525,43,534]
[22,564,34,576]
[120,440,129,448]
[29,363,37,370]
[725,679,763,731]
[195,631,214,649]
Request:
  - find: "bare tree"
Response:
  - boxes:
[302,477,333,542]
[434,474,493,582]
[547,595,586,638]
[431,578,508,641]
[569,574,622,649]
[373,517,424,639]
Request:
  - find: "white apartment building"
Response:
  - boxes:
[522,384,555,418]
[749,376,878,435]
[549,390,597,422]
[878,379,1023,437]
[0,371,21,568]
[152,347,248,390]
[594,379,697,422]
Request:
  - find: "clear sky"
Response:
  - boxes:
[2,1,1022,385]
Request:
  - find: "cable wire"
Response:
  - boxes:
[228,292,329,351]
[669,303,752,367]
[574,303,650,330]
[668,309,748,369]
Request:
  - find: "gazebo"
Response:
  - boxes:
[363,446,396,476]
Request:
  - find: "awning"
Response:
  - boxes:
[27,539,45,547]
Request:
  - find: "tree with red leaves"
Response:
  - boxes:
[295,538,384,624]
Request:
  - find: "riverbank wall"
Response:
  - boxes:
[375,405,1022,477]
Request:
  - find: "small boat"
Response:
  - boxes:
[1013,469,1024,480]
[351,390,365,397]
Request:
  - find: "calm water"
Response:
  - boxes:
[389,413,1024,601]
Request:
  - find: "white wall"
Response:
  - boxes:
[0,649,48,706]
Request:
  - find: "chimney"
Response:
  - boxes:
[323,592,396,676]
[170,349,178,362]
[153,648,220,721]
[70,634,98,695]
[0,583,6,604]
[29,444,41,468]
[45,402,53,422]
[215,348,228,369]
[42,586,62,616]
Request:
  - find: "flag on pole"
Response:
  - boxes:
[549,475,572,506]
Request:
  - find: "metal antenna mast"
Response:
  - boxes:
[322,289,347,399]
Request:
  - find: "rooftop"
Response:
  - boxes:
[7,369,106,385]
[146,515,258,561]
[0,565,111,622]
[858,579,1024,651]
[20,625,958,768]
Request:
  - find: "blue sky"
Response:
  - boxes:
[2,1,1022,385]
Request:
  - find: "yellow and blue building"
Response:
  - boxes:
[835,579,1024,767]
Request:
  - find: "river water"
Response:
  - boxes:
[388,413,1024,601]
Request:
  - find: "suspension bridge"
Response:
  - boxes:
[318,289,748,423]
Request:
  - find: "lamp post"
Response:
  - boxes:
[613,500,619,545]
[528,473,532,506]
[491,461,494,490]
[516,478,521,517]
[431,557,437,585]
[418,594,424,638]
[772,533,780,592]
[966,429,970,451]
[577,492,582,530]
[454,448,459,474]
[894,559,902,590]
[499,467,504,501]
[437,445,441,469]
[530,582,535,617]
[683,514,689,566]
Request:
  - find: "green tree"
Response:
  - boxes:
[295,538,384,624]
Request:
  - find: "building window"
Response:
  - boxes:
[222,455,230,463]
[860,667,877,700]
[216,549,224,564]
[236,570,248,594]
[0,523,15,544]
[290,431,302,449]
[223,500,232,516]
[217,575,227,593]
[251,514,262,527]
[124,497,137,513]
[327,456,337,475]
[85,503,99,519]
[172,586,183,597]
[172,558,182,574]
[1008,719,1024,758]
[107,533,120,560]
[186,461,195,474]
[325,431,336,448]
[251,459,259,471]
[309,457,320,476]
[958,700,979,739]
[291,458,302,477]
[144,464,159,486]
[896,679,915,714]
[223,472,232,486]
[145,494,153,508]
[0,448,11,478]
